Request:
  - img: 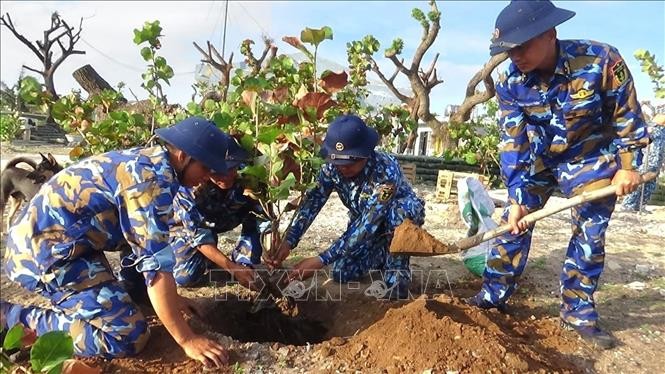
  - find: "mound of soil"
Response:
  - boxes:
[322,295,581,373]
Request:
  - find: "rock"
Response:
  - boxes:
[625,281,646,290]
[504,352,529,371]
[659,288,665,298]
[634,264,651,276]
[329,336,346,346]
[319,346,333,358]
[606,260,621,271]
[277,346,290,357]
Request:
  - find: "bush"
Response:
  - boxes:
[0,112,22,142]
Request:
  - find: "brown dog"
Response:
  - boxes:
[0,153,63,232]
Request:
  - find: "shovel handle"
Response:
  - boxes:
[450,172,658,253]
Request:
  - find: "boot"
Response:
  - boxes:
[561,321,615,350]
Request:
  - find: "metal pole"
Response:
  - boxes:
[221,0,229,58]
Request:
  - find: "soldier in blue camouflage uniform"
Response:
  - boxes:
[170,139,265,288]
[267,115,425,299]
[465,1,650,349]
[0,117,230,367]
[621,113,665,211]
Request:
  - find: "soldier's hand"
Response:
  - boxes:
[265,241,292,269]
[287,256,324,282]
[508,204,529,235]
[612,169,642,196]
[181,335,229,368]
[226,261,257,289]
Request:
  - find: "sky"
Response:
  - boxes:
[1,1,664,115]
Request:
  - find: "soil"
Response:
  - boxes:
[2,146,664,373]
[327,295,583,373]
[390,218,452,255]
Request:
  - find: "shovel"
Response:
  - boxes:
[390,172,657,256]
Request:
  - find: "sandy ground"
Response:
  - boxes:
[1,143,664,373]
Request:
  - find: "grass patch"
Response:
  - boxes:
[531,257,547,270]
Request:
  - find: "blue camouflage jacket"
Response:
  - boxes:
[5,146,178,290]
[285,151,422,265]
[497,39,650,205]
[170,181,264,254]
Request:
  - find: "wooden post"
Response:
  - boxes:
[72,64,127,103]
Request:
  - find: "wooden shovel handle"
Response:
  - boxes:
[450,172,658,253]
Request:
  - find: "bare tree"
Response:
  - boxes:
[1,12,85,100]
[193,41,234,103]
[193,36,276,104]
[362,1,447,152]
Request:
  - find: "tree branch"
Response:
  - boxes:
[369,58,411,103]
[451,52,508,123]
[22,65,45,76]
[50,18,86,75]
[388,63,401,83]
[410,1,440,71]
[425,67,443,90]
[255,37,275,71]
[388,55,410,75]
[420,52,439,82]
[193,40,234,102]
[0,13,45,61]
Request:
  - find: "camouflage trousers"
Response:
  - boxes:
[172,235,263,287]
[1,277,149,358]
[332,196,426,294]
[475,170,616,327]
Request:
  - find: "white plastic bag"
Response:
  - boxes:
[457,177,498,277]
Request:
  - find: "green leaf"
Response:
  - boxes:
[240,134,255,150]
[270,172,296,201]
[256,126,282,144]
[300,26,333,47]
[50,101,69,121]
[19,76,44,105]
[464,152,478,165]
[154,56,167,69]
[30,331,73,373]
[243,77,269,91]
[239,164,267,180]
[133,20,162,45]
[186,102,202,115]
[270,158,284,177]
[211,111,232,128]
[203,99,217,112]
[3,324,25,351]
[140,47,153,61]
[109,111,127,121]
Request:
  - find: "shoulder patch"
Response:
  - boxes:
[611,60,627,85]
[378,184,395,202]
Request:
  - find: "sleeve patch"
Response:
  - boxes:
[378,184,395,202]
[611,60,627,85]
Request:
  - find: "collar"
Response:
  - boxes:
[359,151,376,180]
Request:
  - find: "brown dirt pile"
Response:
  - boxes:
[323,295,581,373]
[390,218,452,255]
